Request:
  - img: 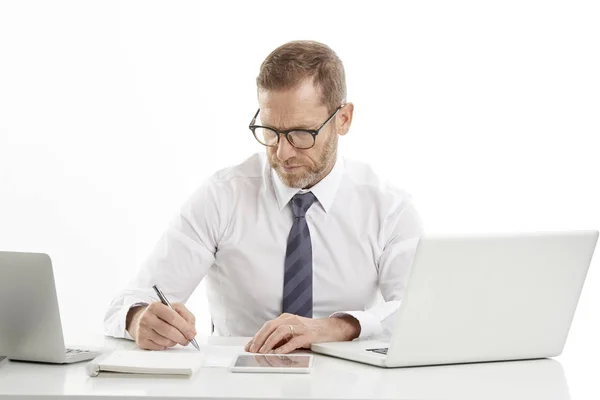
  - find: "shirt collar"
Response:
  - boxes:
[271,155,344,214]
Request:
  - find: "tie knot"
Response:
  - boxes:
[291,192,317,218]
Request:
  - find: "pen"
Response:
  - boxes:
[152,284,201,351]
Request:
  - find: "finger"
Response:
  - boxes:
[150,302,196,341]
[138,338,166,351]
[245,338,282,352]
[250,314,296,353]
[136,327,175,350]
[147,329,178,348]
[137,308,187,346]
[259,324,295,354]
[172,303,196,326]
[273,335,309,354]
[149,314,190,346]
[249,320,280,353]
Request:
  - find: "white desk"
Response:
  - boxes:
[0,335,589,399]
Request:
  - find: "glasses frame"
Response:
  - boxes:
[249,105,343,150]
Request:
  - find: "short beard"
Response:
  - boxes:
[269,133,338,189]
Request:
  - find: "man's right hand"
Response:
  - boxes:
[125,302,197,350]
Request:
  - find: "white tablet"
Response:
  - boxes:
[229,354,313,373]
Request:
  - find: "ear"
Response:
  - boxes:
[336,103,354,136]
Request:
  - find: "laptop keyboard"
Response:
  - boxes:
[66,348,90,357]
[366,348,388,355]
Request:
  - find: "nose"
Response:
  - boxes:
[276,135,297,162]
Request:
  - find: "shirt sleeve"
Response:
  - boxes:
[103,178,225,339]
[330,197,424,339]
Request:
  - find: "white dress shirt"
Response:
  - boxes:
[104,152,424,339]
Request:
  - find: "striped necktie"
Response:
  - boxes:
[282,192,317,318]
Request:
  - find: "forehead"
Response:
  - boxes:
[258,80,328,127]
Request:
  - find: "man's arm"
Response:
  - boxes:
[103,179,225,340]
[331,199,424,339]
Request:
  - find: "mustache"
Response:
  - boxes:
[271,156,307,168]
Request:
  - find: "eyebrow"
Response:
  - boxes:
[260,119,319,131]
[288,122,318,130]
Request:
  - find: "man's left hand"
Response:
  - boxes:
[245,313,361,354]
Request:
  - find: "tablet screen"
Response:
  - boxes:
[233,354,311,369]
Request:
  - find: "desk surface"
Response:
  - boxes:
[0,335,592,400]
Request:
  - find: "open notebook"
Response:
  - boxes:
[87,350,204,377]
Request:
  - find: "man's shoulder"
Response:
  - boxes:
[342,157,412,200]
[211,152,266,184]
[183,153,267,209]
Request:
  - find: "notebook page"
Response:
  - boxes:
[88,350,203,376]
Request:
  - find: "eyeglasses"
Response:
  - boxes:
[249,105,342,150]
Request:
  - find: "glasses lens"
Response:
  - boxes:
[253,127,278,146]
[288,131,314,149]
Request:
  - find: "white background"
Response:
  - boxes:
[0,0,598,397]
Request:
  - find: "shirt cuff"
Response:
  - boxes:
[109,302,149,340]
[329,310,382,340]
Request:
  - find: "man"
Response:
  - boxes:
[104,40,423,354]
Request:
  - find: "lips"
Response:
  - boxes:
[282,165,303,172]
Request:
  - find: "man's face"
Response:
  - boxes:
[258,79,339,189]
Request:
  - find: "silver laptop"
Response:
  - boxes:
[311,230,598,367]
[0,251,102,363]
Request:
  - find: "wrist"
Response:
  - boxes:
[125,305,147,338]
[330,315,361,341]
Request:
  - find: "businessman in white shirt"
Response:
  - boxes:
[104,40,423,354]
